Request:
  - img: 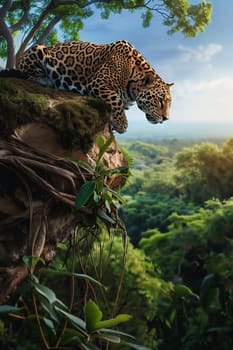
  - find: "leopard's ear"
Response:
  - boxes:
[143,72,155,88]
[167,82,174,88]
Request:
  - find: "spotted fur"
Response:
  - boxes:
[17,40,173,133]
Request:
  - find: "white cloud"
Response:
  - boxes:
[174,77,233,96]
[172,77,233,123]
[178,43,222,63]
[193,77,233,92]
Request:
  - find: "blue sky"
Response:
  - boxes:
[77,0,233,135]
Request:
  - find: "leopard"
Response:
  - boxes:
[3,40,173,133]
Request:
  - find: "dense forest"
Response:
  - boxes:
[116,137,233,349]
[2,135,233,349]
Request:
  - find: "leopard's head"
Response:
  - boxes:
[136,72,173,124]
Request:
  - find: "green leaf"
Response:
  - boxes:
[174,284,199,302]
[39,299,60,323]
[94,314,132,331]
[98,328,135,339]
[84,299,103,332]
[23,255,45,270]
[207,326,232,333]
[107,188,126,204]
[72,273,103,287]
[62,327,87,346]
[84,300,131,332]
[100,165,129,177]
[98,333,121,343]
[55,306,87,334]
[93,190,101,203]
[96,178,104,193]
[0,305,23,314]
[141,9,153,28]
[42,317,56,335]
[40,268,103,287]
[75,181,95,209]
[104,199,111,213]
[54,298,69,311]
[68,157,94,172]
[97,135,114,163]
[200,273,218,309]
[96,135,105,150]
[97,208,115,224]
[32,282,57,305]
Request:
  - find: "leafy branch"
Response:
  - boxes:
[75,135,128,226]
[0,0,212,68]
[0,250,148,350]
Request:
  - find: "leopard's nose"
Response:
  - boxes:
[162,115,169,121]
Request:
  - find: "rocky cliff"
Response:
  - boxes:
[0,78,128,303]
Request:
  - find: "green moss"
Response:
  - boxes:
[0,78,111,152]
[0,78,49,135]
[52,97,110,151]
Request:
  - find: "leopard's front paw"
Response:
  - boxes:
[112,114,128,134]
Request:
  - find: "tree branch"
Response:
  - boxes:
[0,1,15,67]
[0,21,15,67]
[143,1,171,20]
[54,0,121,8]
[10,3,30,32]
[16,1,56,63]
[36,15,62,44]
[15,0,162,63]
[16,0,92,61]
[0,0,13,17]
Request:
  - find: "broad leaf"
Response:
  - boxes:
[107,188,126,204]
[40,268,103,287]
[75,181,95,209]
[93,314,132,331]
[84,299,103,332]
[23,255,45,270]
[42,317,56,335]
[39,299,60,323]
[200,273,218,309]
[68,157,94,172]
[0,305,23,314]
[97,208,115,224]
[174,284,199,302]
[96,135,105,150]
[101,165,129,177]
[98,333,121,343]
[97,135,114,162]
[99,328,135,339]
[32,282,57,305]
[55,306,87,334]
[62,327,87,346]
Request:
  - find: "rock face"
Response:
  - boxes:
[0,78,128,303]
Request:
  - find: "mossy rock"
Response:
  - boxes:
[0,78,111,152]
